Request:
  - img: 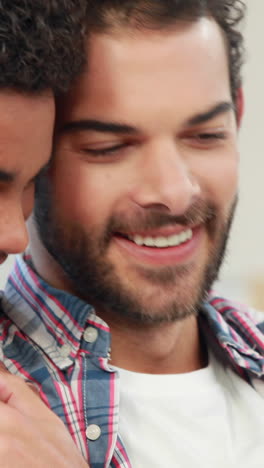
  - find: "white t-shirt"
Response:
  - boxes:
[116,353,264,468]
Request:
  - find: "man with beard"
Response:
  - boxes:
[1,1,264,467]
[0,1,89,466]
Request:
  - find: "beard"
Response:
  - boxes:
[34,176,237,326]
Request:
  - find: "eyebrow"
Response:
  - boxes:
[60,119,139,136]
[186,101,234,126]
[59,101,234,137]
[0,170,16,183]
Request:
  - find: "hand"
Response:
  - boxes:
[0,364,89,467]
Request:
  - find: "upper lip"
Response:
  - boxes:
[118,225,197,238]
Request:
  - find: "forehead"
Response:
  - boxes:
[0,91,54,175]
[59,18,231,127]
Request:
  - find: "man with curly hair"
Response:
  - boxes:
[0,1,90,467]
[2,1,264,467]
[0,0,86,263]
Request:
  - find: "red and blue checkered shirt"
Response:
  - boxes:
[0,254,263,467]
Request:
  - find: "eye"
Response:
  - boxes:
[195,132,227,141]
[183,131,228,149]
[81,142,129,157]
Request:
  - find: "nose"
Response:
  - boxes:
[131,140,201,214]
[0,204,29,255]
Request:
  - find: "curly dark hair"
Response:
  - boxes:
[85,0,246,103]
[0,0,87,95]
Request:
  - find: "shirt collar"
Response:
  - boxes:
[3,254,111,370]
[3,255,264,378]
[200,296,264,378]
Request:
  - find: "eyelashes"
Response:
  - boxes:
[82,142,129,157]
[79,131,228,159]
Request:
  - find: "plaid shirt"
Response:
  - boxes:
[0,254,263,468]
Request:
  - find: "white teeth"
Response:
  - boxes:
[129,228,193,248]
[180,231,188,242]
[144,237,155,247]
[155,237,168,248]
[134,235,144,246]
[168,234,180,247]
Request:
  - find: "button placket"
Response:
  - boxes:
[86,424,101,441]
[83,327,98,344]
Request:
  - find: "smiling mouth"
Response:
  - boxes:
[116,228,193,248]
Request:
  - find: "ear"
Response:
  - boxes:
[236,87,244,128]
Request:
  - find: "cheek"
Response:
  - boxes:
[194,151,239,213]
[50,160,120,224]
[215,159,238,213]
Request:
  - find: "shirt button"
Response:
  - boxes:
[83,327,98,344]
[86,424,101,441]
[60,344,71,358]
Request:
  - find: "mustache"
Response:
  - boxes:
[106,199,217,236]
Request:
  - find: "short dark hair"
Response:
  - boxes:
[0,0,87,95]
[85,0,246,103]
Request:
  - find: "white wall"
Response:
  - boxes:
[217,0,264,302]
[0,1,263,304]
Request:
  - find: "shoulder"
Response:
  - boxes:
[206,292,264,386]
[208,292,264,330]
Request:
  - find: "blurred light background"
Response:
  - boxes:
[216,0,264,307]
[0,1,263,309]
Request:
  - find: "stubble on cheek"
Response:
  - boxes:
[34,174,237,325]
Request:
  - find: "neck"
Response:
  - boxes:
[27,220,77,294]
[100,309,207,374]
